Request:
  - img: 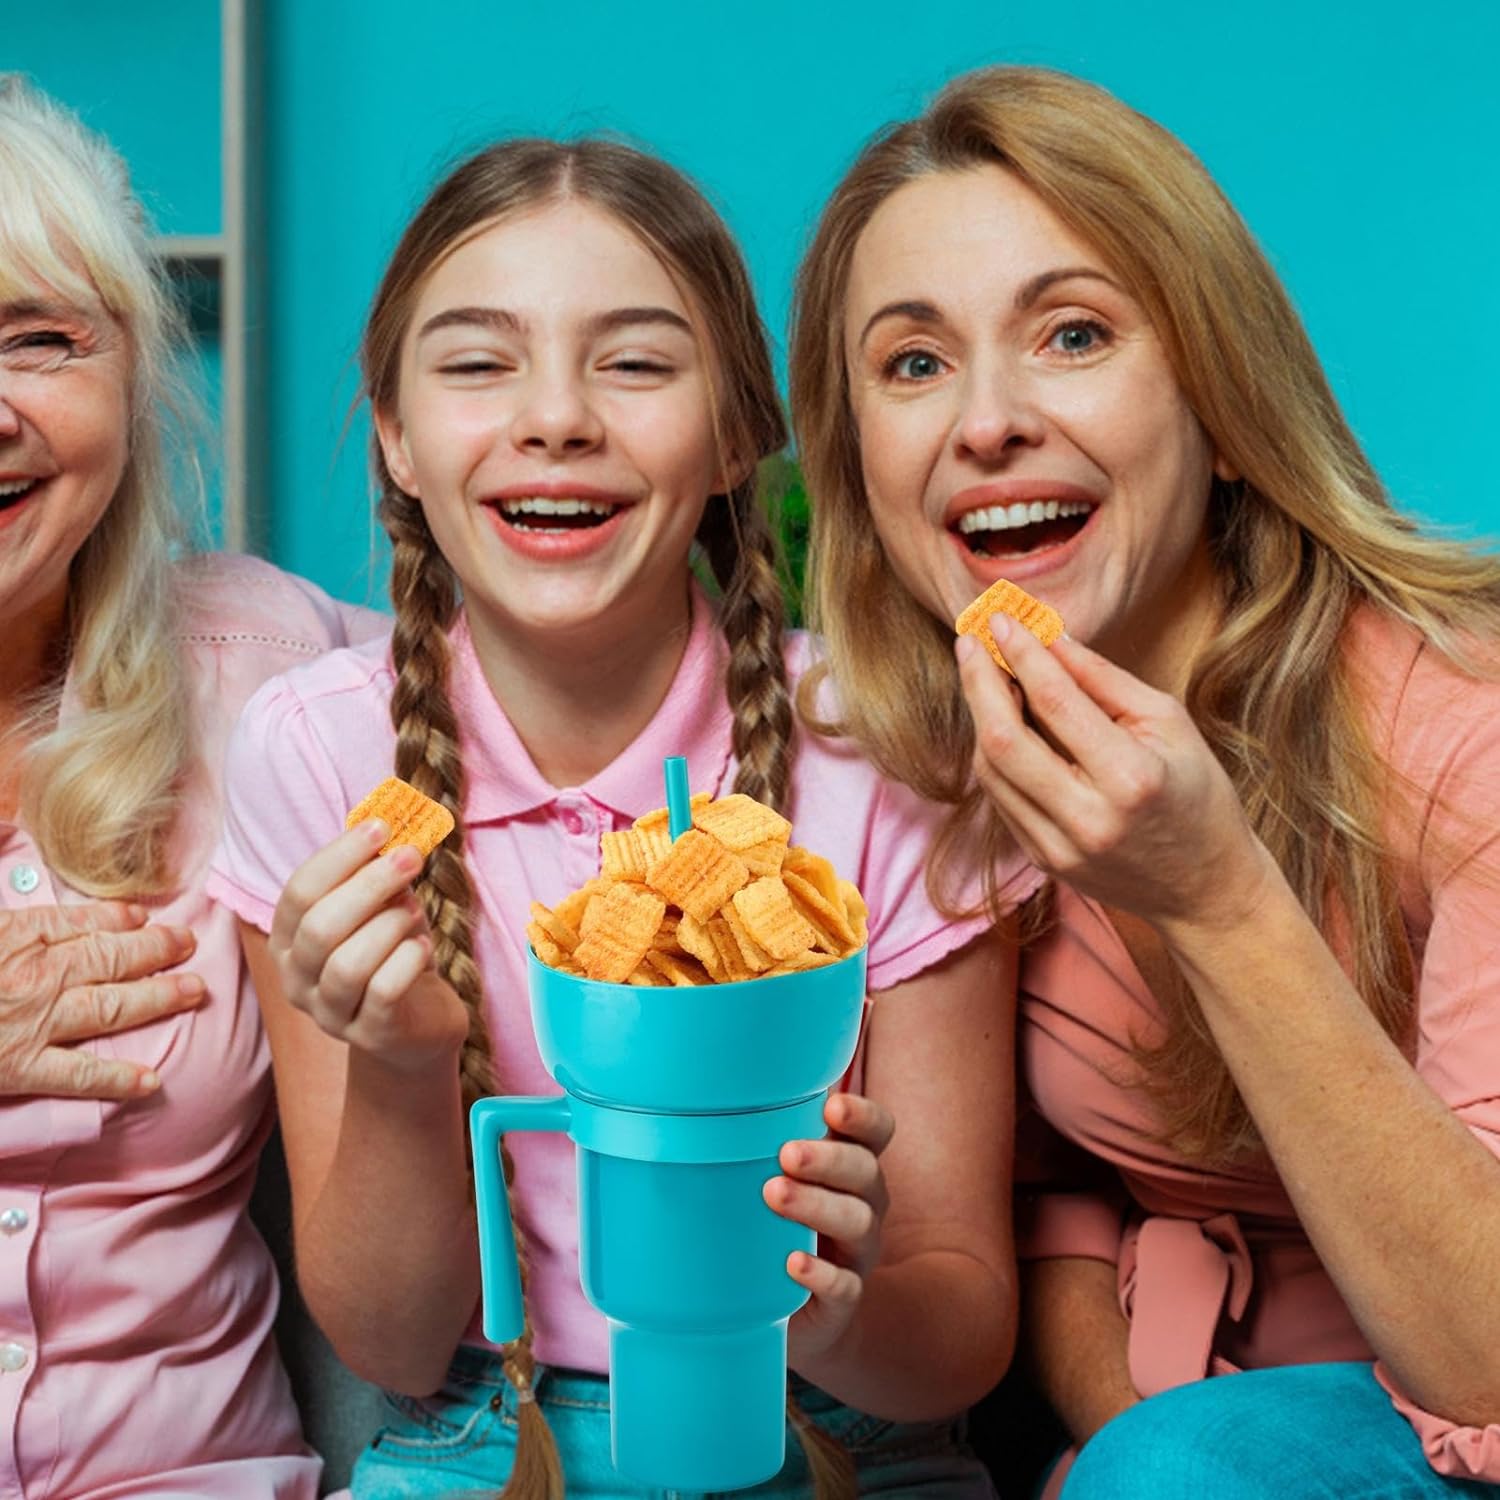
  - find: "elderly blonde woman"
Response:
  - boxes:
[789,64,1500,1499]
[0,77,380,1496]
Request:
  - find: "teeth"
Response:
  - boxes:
[956,499,1090,534]
[500,496,617,517]
[0,479,37,498]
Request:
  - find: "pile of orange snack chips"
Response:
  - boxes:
[527,793,868,986]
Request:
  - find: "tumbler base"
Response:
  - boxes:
[608,1318,788,1490]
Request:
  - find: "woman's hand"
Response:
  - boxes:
[268,818,468,1071]
[955,616,1276,931]
[767,1091,894,1364]
[0,901,202,1099]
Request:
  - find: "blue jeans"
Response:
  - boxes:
[350,1345,996,1498]
[1060,1362,1499,1499]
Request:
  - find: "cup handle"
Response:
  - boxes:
[469,1094,573,1343]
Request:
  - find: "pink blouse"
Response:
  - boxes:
[0,555,382,1499]
[1018,607,1500,1480]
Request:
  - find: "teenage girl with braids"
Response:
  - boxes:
[207,138,1035,1499]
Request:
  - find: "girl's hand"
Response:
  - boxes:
[767,1091,894,1364]
[268,819,468,1071]
[955,617,1276,932]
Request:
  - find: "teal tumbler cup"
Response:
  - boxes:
[470,944,866,1491]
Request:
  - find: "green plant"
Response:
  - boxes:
[762,452,810,627]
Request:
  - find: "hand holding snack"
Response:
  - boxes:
[956,605,1270,929]
[267,778,467,1069]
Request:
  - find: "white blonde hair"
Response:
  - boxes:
[1,75,196,895]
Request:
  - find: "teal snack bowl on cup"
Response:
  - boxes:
[470,943,867,1491]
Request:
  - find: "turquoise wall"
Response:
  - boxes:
[9,2,1500,605]
[5,1,221,235]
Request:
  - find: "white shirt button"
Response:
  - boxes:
[0,1209,27,1236]
[0,1342,28,1372]
[9,864,39,895]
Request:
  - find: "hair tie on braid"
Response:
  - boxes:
[513,1375,537,1405]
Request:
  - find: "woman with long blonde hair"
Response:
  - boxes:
[0,76,378,1495]
[210,135,1031,1497]
[791,63,1500,1498]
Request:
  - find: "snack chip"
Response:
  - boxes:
[954,578,1065,676]
[573,883,667,985]
[346,776,455,859]
[528,789,866,985]
[646,829,750,925]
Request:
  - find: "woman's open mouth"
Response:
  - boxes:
[0,478,41,514]
[952,498,1091,559]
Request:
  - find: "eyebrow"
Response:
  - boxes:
[1013,267,1123,310]
[857,266,1125,348]
[0,297,94,324]
[857,299,943,349]
[416,304,693,341]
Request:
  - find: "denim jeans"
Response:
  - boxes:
[350,1345,997,1499]
[1060,1361,1499,1499]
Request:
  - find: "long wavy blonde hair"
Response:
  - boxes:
[361,138,853,1498]
[0,75,194,897]
[790,64,1500,1162]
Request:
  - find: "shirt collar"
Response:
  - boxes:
[450,579,736,825]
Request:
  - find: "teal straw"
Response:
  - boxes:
[664,756,692,840]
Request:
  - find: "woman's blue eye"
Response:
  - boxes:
[890,350,943,380]
[1049,321,1107,356]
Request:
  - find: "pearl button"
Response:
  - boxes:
[0,1342,27,1373]
[560,809,584,836]
[0,1209,27,1236]
[9,864,39,895]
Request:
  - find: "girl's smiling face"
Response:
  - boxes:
[0,286,130,634]
[377,198,726,645]
[843,164,1233,681]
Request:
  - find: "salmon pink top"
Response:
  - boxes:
[1017,607,1500,1480]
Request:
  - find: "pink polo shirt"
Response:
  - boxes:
[1017,607,1500,1480]
[0,553,382,1499]
[207,584,1030,1375]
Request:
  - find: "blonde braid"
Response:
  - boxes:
[698,481,795,815]
[788,1395,860,1500]
[383,492,565,1499]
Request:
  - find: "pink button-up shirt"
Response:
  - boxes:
[0,554,382,1499]
[208,584,1031,1375]
[1017,607,1500,1480]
